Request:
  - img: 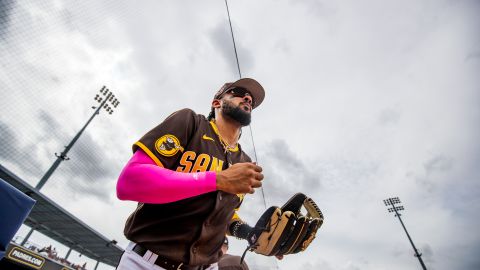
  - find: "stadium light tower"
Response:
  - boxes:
[384,197,427,270]
[35,86,120,190]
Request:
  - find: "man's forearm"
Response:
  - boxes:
[116,149,217,203]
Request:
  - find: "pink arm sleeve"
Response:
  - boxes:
[116,149,217,204]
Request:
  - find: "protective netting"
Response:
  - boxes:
[0,1,279,269]
[0,1,140,269]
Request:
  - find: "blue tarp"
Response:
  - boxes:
[0,178,36,260]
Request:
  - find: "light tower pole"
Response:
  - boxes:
[35,86,120,190]
[21,86,119,247]
[383,197,427,270]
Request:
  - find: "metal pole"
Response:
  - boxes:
[390,199,427,270]
[94,260,100,270]
[65,247,72,260]
[20,227,35,246]
[35,91,112,190]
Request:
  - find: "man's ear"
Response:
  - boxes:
[212,99,221,109]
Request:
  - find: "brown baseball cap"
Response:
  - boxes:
[214,78,265,109]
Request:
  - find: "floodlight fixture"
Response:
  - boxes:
[387,206,404,213]
[36,86,120,191]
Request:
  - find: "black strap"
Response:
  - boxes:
[132,244,148,256]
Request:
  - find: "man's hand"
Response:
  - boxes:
[216,162,264,194]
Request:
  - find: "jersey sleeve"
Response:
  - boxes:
[132,108,198,169]
[230,193,245,222]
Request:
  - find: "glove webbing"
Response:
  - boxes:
[279,194,324,255]
[240,207,282,264]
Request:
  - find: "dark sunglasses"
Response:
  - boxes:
[227,88,255,106]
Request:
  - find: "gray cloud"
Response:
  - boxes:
[0,121,17,159]
[0,0,15,38]
[236,139,322,223]
[56,133,119,202]
[424,155,453,174]
[421,244,434,264]
[273,38,291,54]
[209,20,255,77]
[298,258,370,270]
[261,139,321,206]
[378,108,401,126]
[465,51,480,61]
[463,242,480,270]
[299,259,334,270]
[38,110,62,135]
[406,154,455,192]
[0,120,43,177]
[440,150,480,216]
[290,0,332,17]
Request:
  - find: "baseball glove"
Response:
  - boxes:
[245,193,324,256]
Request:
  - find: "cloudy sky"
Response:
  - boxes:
[1,0,479,269]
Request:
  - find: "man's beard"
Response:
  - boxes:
[221,100,251,126]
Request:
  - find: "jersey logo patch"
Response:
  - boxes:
[202,134,215,141]
[155,134,184,156]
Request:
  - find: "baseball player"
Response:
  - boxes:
[218,237,249,270]
[116,78,265,270]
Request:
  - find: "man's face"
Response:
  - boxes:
[221,89,253,126]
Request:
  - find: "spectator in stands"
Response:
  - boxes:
[38,246,49,257]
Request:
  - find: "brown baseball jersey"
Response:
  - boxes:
[124,108,251,266]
